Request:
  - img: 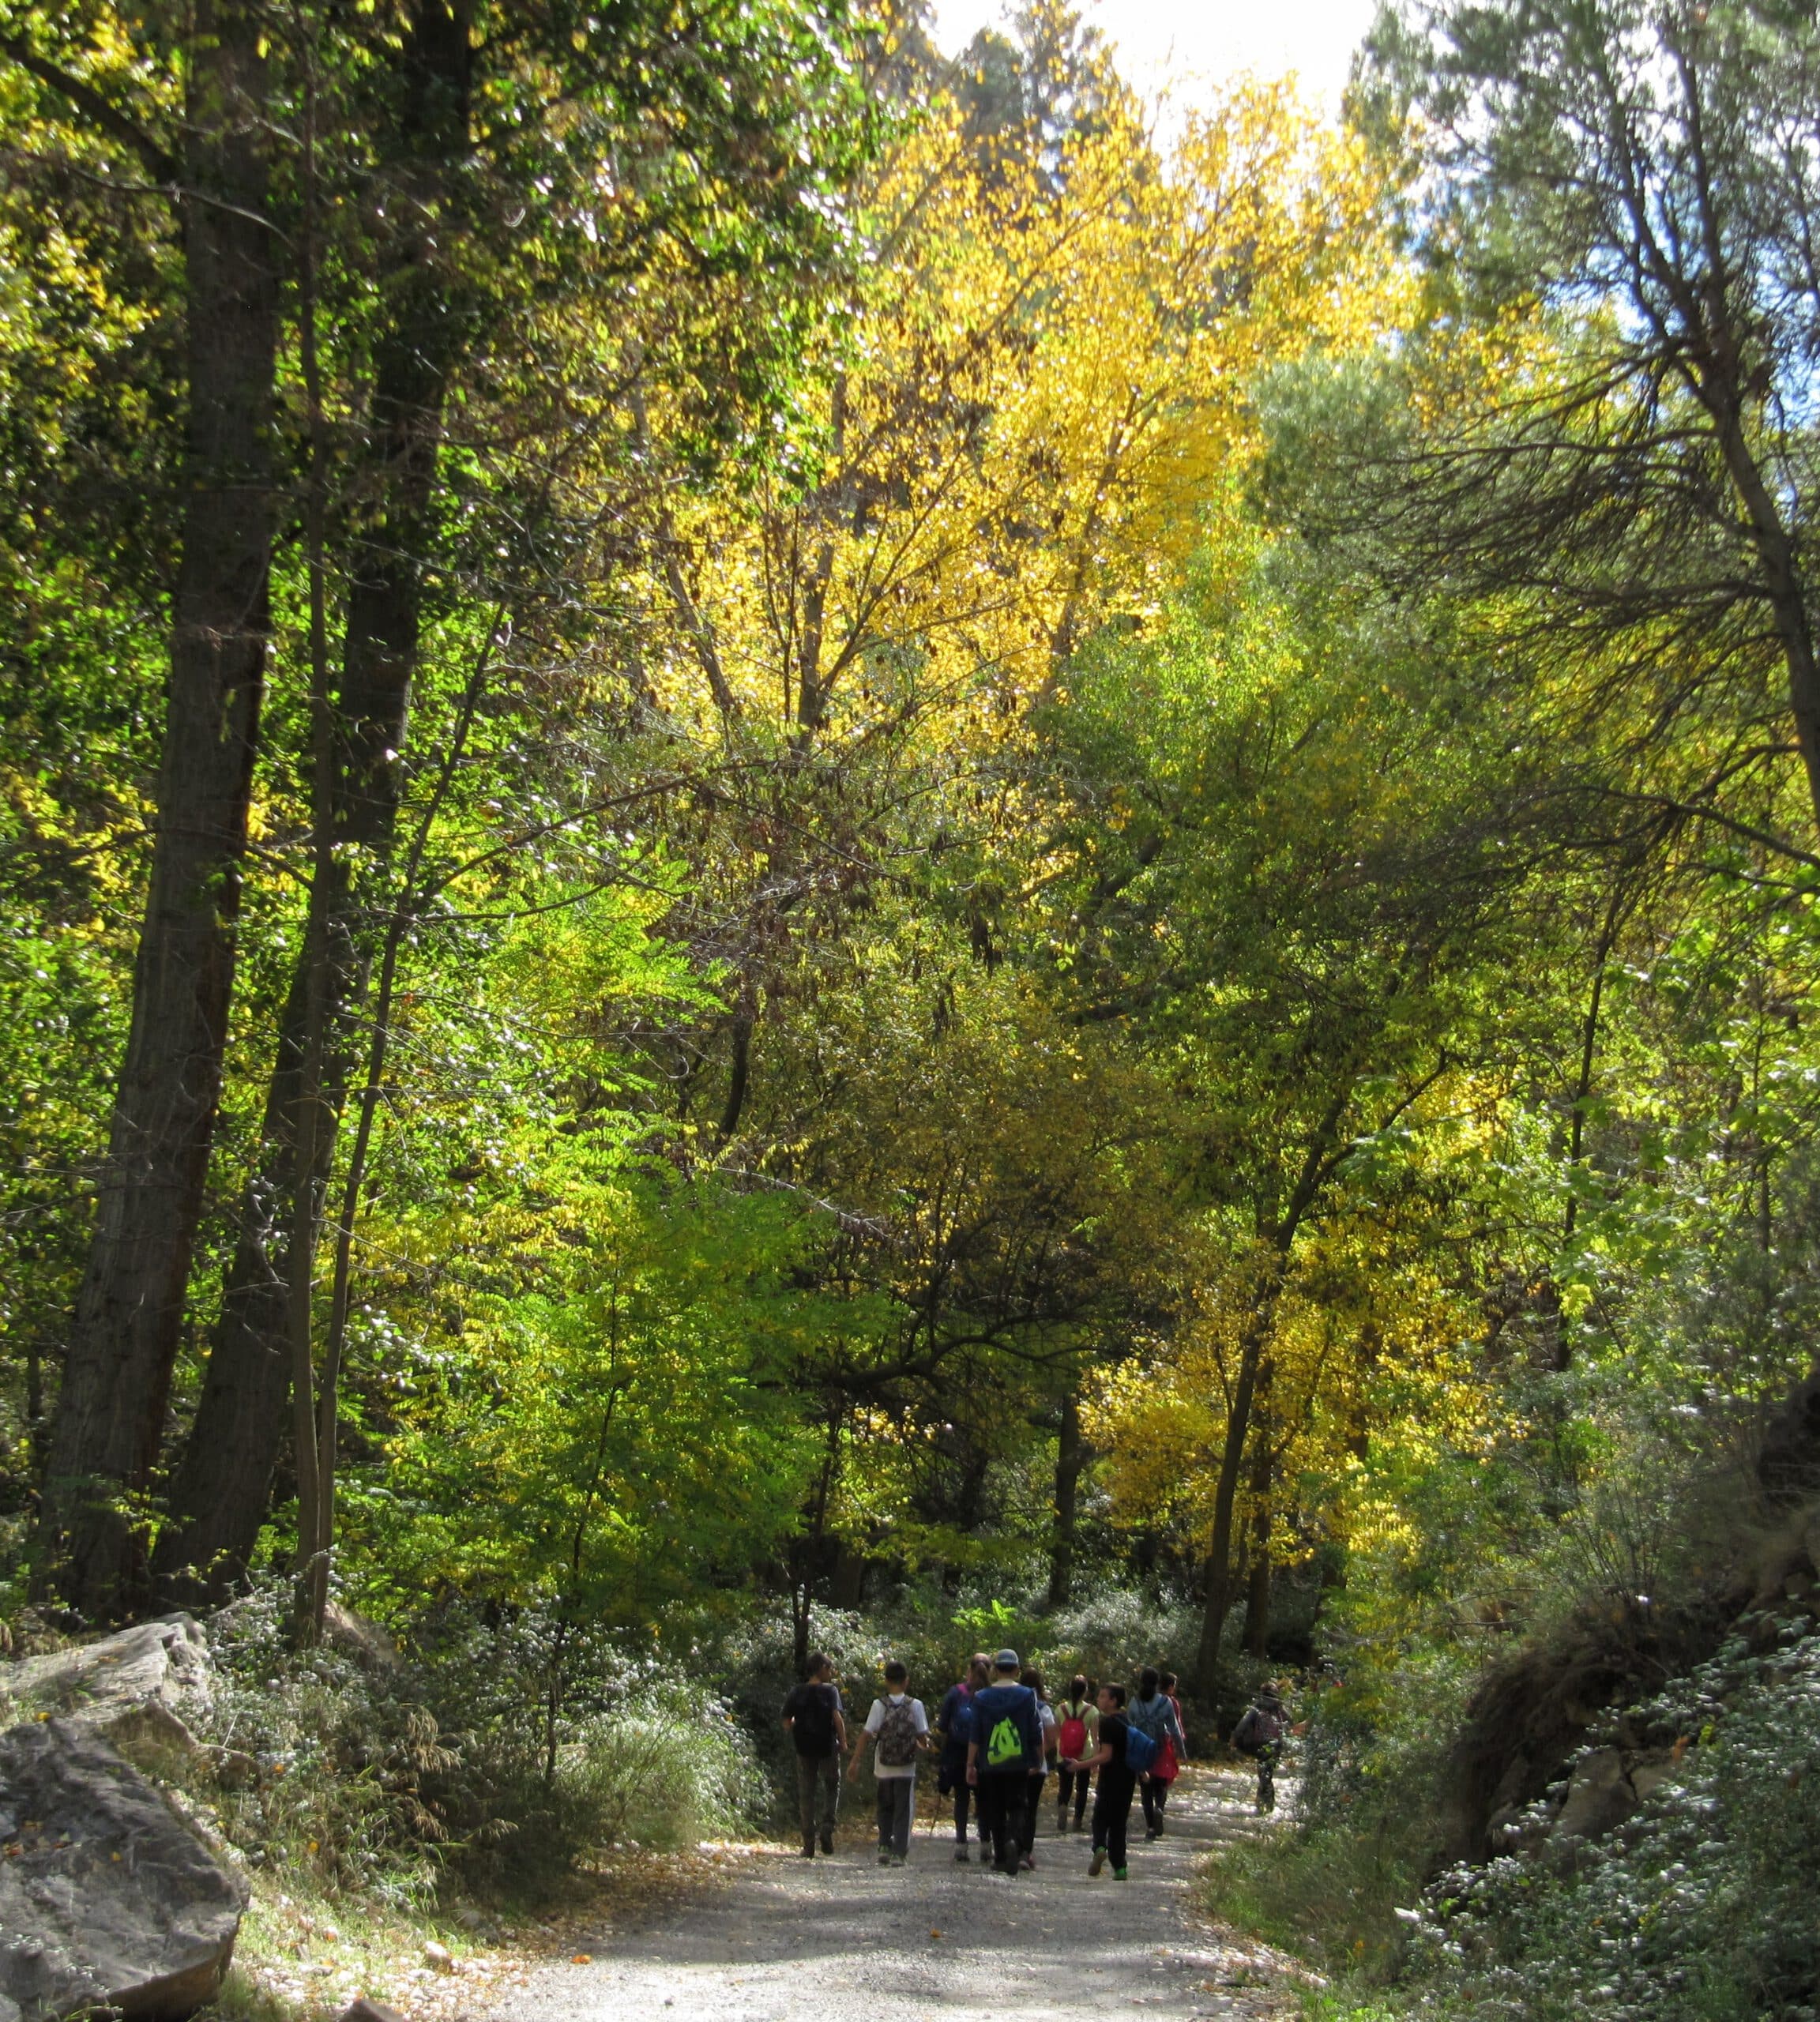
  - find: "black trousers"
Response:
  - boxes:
[1256,1743,1280,1813]
[1018,1775,1046,1856]
[1057,1766,1091,1824]
[941,1768,986,1841]
[974,1774,1028,1871]
[1092,1770,1137,1870]
[1140,1774,1168,1832]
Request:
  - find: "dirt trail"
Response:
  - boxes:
[493,1767,1304,2022]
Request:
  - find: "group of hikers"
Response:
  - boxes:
[781,1648,1291,1880]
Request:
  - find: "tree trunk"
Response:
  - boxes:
[1192,1077,1371,1694]
[1240,1430,1273,1659]
[37,2,276,1621]
[1047,1391,1085,1607]
[1243,1553,1272,1659]
[153,0,474,1603]
[1192,1324,1270,1696]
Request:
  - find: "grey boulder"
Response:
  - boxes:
[1554,1744,1634,1840]
[3,1620,213,1782]
[6,1619,212,1742]
[0,1718,246,2021]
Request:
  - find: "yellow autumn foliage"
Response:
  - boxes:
[637,65,1401,756]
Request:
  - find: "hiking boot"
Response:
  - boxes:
[890,1855,907,1866]
[877,1849,892,1865]
[1021,1854,1036,1871]
[1089,1848,1106,1877]
[821,1830,835,1853]
[953,1844,970,1863]
[801,1842,815,1858]
[1113,1866,1129,1881]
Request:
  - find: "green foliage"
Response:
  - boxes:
[364,1177,831,1629]
[1203,1658,1465,1984]
[202,1582,759,1904]
[1398,1634,1820,2021]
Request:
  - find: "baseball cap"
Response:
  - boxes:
[994,1648,1021,1670]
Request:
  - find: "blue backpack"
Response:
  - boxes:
[946,1693,975,1747]
[1122,1722,1160,1773]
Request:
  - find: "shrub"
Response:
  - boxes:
[558,1688,757,1850]
[1399,1630,1820,2021]
[1201,1648,1468,1983]
[199,1584,761,1904]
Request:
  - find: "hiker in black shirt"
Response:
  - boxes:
[1064,1680,1138,1879]
[781,1652,847,1856]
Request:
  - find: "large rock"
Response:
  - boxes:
[1554,1745,1634,1840]
[5,1621,212,1757]
[321,1603,401,1675]
[0,1718,246,2021]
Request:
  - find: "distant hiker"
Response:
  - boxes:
[1149,1669,1186,1829]
[781,1652,847,1857]
[965,1648,1043,1876]
[1017,1667,1058,1870]
[849,1659,931,1865]
[1130,1666,1186,1840]
[1054,1674,1098,1833]
[937,1652,991,1861]
[1064,1681,1138,1880]
[1231,1682,1288,1815]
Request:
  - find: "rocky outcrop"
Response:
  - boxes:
[4,1620,212,1770]
[1484,1738,1687,1858]
[0,1718,246,2021]
[1443,1360,1820,1864]
[321,1603,401,1675]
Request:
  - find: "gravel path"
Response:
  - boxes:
[494,1768,1303,2022]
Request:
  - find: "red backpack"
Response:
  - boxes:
[1058,1703,1089,1759]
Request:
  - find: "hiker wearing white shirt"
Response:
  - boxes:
[848,1659,931,1864]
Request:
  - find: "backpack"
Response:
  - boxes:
[1122,1721,1160,1773]
[790,1683,835,1753]
[1058,1706,1089,1760]
[876,1697,921,1768]
[945,1693,974,1747]
[984,1712,1028,1771]
[1232,1704,1284,1757]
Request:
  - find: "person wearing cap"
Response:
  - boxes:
[964,1648,1043,1876]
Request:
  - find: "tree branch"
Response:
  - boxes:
[0,34,177,182]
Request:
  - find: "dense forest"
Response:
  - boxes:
[4,0,1820,2013]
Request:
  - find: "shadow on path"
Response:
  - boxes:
[493,1768,1303,2022]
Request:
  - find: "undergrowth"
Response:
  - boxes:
[200,1583,758,1907]
[1246,1631,1820,2021]
[1200,1655,1461,1988]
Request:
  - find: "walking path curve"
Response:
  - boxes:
[492,1767,1306,2022]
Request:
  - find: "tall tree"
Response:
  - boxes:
[1363,0,1820,849]
[153,0,479,1607]
[149,0,875,1614]
[23,1,280,1618]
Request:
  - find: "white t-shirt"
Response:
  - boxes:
[863,1693,930,1778]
